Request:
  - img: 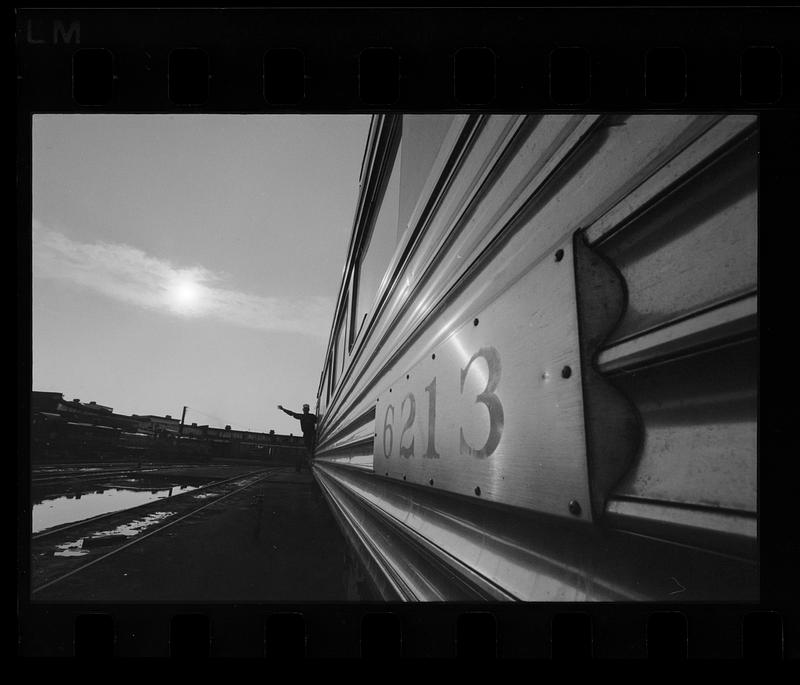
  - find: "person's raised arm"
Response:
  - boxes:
[278,405,300,419]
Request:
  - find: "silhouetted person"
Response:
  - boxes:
[278,403,317,472]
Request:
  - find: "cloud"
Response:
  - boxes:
[32,223,333,338]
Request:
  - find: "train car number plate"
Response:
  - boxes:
[374,238,592,521]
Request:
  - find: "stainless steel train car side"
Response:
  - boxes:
[312,114,758,601]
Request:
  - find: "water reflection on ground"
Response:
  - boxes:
[33,484,196,534]
[53,512,176,557]
[192,491,220,500]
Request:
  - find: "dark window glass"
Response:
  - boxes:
[330,340,338,394]
[319,368,329,415]
[338,300,348,378]
[326,355,333,404]
[332,292,348,394]
[398,115,456,241]
[352,139,401,345]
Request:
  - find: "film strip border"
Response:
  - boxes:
[16,7,799,660]
[16,8,798,110]
[23,605,790,658]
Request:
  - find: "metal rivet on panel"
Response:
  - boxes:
[561,365,572,379]
[568,499,581,516]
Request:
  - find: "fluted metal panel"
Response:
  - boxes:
[313,114,759,600]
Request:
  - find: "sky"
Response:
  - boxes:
[33,114,371,435]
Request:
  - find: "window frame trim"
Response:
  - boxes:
[349,118,403,354]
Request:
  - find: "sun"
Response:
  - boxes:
[168,276,204,314]
[174,279,200,305]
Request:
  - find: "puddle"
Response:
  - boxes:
[192,491,220,500]
[53,540,89,557]
[33,485,196,534]
[97,478,177,491]
[93,511,175,537]
[53,512,175,557]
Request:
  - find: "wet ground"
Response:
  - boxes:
[29,462,369,602]
[31,462,264,533]
[33,480,200,534]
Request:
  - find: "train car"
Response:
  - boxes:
[118,431,154,459]
[119,431,154,448]
[32,412,137,462]
[175,435,212,460]
[31,411,67,461]
[62,421,121,460]
[312,114,758,601]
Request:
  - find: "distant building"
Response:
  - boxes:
[62,398,113,416]
[31,391,66,413]
[31,391,137,430]
[132,414,181,436]
[32,391,112,416]
[31,390,304,456]
[182,422,210,439]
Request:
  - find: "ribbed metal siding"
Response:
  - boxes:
[314,113,758,600]
[589,115,758,556]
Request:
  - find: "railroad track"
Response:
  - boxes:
[32,467,274,540]
[31,463,214,486]
[30,467,286,595]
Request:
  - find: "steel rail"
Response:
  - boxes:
[31,463,214,485]
[33,467,153,483]
[31,468,285,595]
[31,467,276,540]
[34,462,212,470]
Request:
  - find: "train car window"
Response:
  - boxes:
[397,115,455,242]
[326,353,333,403]
[347,287,357,351]
[338,287,349,378]
[319,366,329,416]
[331,306,347,395]
[330,334,338,392]
[352,134,402,348]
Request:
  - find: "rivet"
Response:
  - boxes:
[561,365,572,379]
[474,486,481,496]
[473,318,479,326]
[555,249,564,262]
[568,499,581,516]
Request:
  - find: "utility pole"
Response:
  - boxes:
[179,405,187,436]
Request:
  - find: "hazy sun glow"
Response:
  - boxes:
[168,276,205,314]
